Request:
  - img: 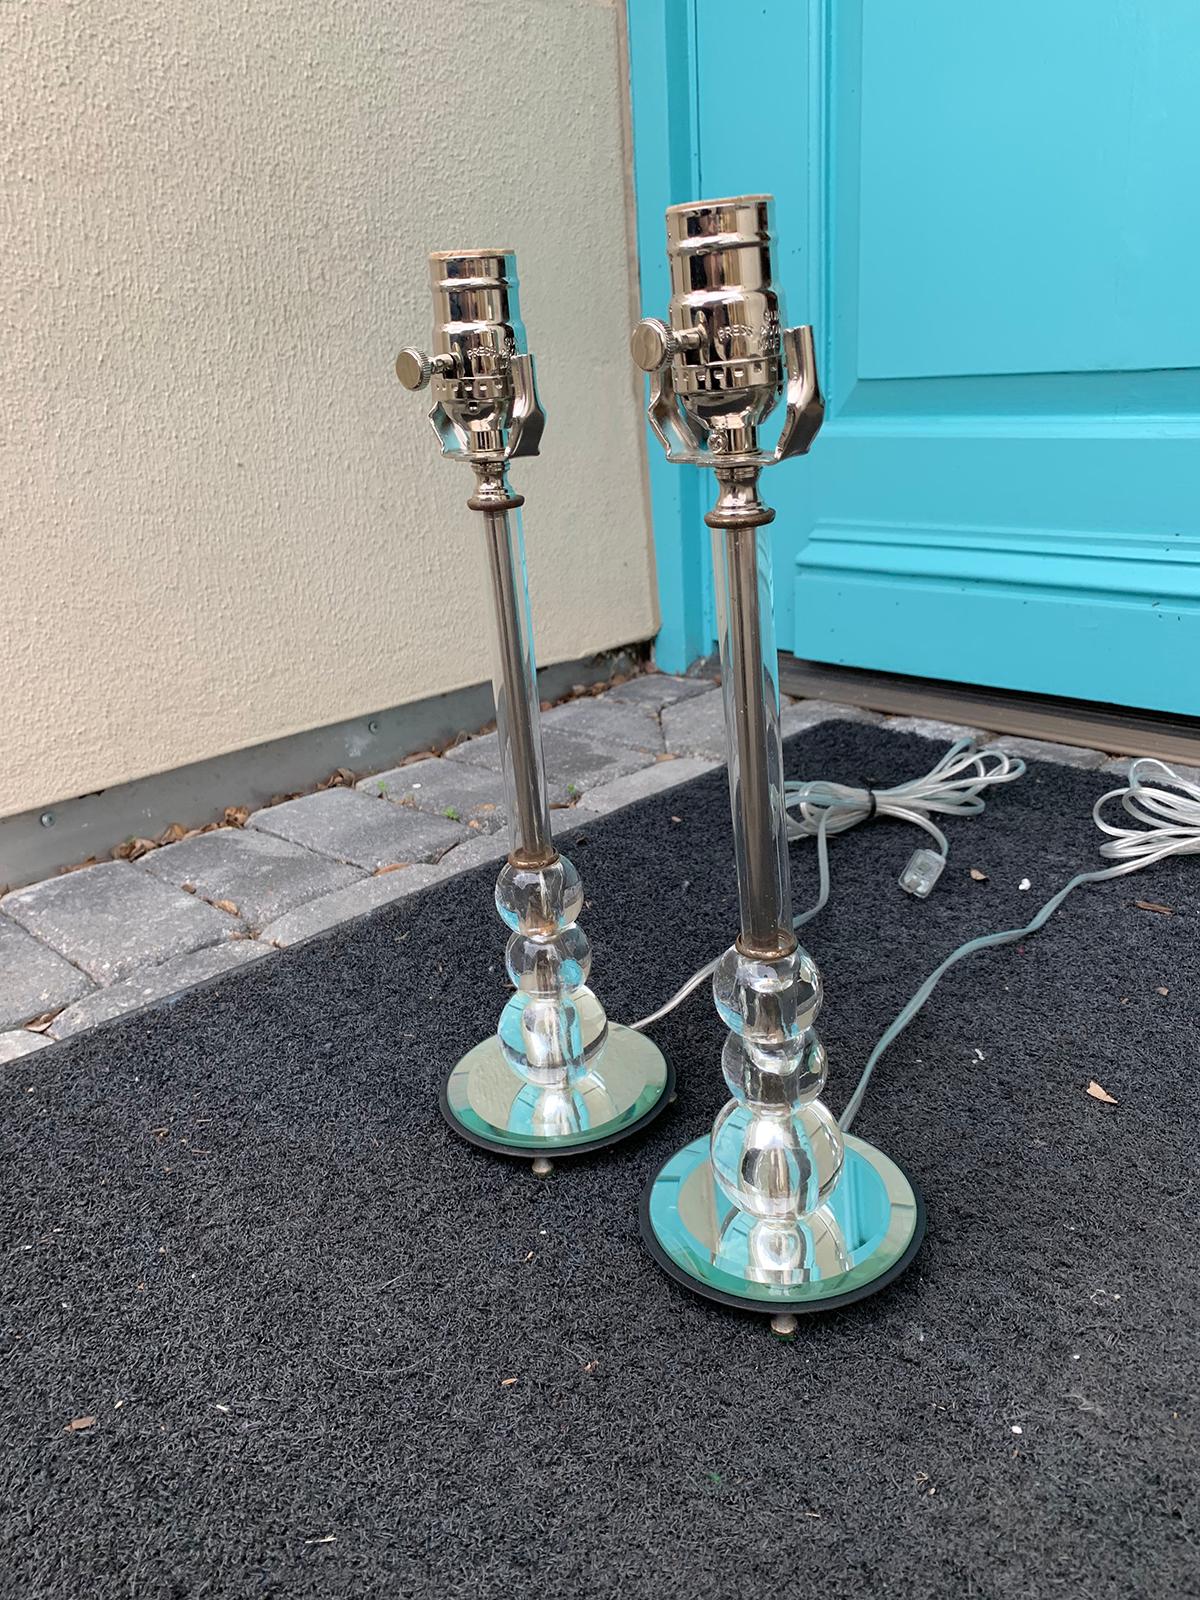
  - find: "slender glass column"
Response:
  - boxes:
[711,514,793,957]
[469,469,608,1119]
[474,489,553,864]
[705,473,846,1287]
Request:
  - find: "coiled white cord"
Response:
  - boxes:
[1093,757,1200,872]
[783,738,1026,859]
[629,746,1200,1132]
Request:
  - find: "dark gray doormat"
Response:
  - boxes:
[3,723,1197,1599]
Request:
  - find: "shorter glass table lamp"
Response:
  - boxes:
[397,248,673,1172]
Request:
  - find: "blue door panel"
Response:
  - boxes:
[628,0,1200,711]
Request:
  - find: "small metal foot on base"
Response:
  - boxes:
[531,1157,554,1178]
[442,1023,674,1162]
[641,1134,925,1320]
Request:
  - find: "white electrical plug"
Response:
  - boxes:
[899,847,946,898]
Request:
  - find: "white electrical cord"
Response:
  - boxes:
[839,758,1200,1129]
[630,738,1026,1032]
[629,746,1200,1133]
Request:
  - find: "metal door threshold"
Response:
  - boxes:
[779,657,1200,767]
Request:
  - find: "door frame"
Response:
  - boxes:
[626,0,707,672]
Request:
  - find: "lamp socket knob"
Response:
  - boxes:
[395,347,456,391]
[631,318,675,372]
[631,318,704,373]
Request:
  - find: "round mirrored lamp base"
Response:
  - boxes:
[442,1024,674,1161]
[641,1133,924,1318]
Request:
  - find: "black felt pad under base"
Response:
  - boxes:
[2,722,1198,1599]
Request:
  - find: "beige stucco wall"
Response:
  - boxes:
[0,0,657,819]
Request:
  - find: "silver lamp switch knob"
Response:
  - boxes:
[631,318,674,372]
[630,318,703,373]
[395,347,432,390]
[395,347,456,391]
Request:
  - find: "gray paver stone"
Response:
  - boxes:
[661,689,728,759]
[260,865,446,947]
[359,758,521,833]
[574,756,721,817]
[0,916,93,1026]
[445,729,655,796]
[781,699,882,736]
[1,862,244,987]
[992,736,1106,770]
[0,1030,55,1062]
[48,942,271,1041]
[540,697,664,753]
[428,831,511,878]
[249,787,468,869]
[141,826,363,932]
[882,715,992,746]
[665,691,881,763]
[606,673,716,711]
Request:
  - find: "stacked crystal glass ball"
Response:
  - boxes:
[710,939,849,1285]
[495,854,608,1137]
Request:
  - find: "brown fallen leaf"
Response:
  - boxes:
[223,805,251,828]
[654,752,678,763]
[157,823,188,846]
[64,1416,96,1432]
[25,1013,57,1033]
[969,867,988,882]
[213,899,239,917]
[1135,900,1173,916]
[373,864,408,876]
[500,1377,518,1387]
[1087,1081,1118,1105]
[1157,986,1169,997]
[317,768,356,790]
[112,837,157,862]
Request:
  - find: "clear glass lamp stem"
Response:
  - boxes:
[477,495,554,865]
[711,509,794,958]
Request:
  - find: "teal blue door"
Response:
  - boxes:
[628,0,1200,714]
